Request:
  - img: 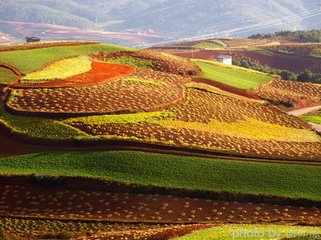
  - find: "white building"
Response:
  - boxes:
[217,55,232,65]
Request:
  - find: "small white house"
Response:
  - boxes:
[216,55,232,65]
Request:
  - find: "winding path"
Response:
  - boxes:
[288,105,321,133]
[288,105,321,116]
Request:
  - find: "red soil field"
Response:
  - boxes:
[14,62,135,88]
[0,179,320,224]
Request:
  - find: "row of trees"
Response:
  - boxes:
[233,58,321,84]
[249,30,321,43]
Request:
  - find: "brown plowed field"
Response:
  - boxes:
[0,217,210,240]
[250,78,321,108]
[0,180,320,224]
[6,68,188,117]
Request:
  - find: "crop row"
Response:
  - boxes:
[1,184,319,223]
[251,78,321,107]
[67,89,321,160]
[0,217,202,240]
[7,69,188,116]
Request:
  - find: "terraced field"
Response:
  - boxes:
[1,151,321,199]
[0,43,132,74]
[251,79,321,108]
[0,41,321,239]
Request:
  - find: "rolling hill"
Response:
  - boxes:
[1,0,321,44]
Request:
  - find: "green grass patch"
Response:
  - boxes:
[0,67,16,84]
[193,59,272,89]
[175,225,321,240]
[0,106,85,139]
[0,44,132,74]
[107,56,153,69]
[0,151,321,200]
[301,112,321,124]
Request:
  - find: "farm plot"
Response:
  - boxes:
[0,43,132,74]
[264,44,321,57]
[0,66,16,84]
[251,78,321,108]
[93,49,201,76]
[16,61,134,88]
[0,217,208,240]
[0,181,320,224]
[65,88,321,161]
[6,69,188,116]
[228,50,321,74]
[1,151,321,200]
[20,56,92,83]
[192,59,272,89]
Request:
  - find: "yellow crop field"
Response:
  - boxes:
[21,56,92,83]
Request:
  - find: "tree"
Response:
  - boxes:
[297,70,314,82]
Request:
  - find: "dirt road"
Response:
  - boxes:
[288,105,321,116]
[288,105,321,133]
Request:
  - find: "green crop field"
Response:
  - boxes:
[175,224,321,240]
[0,151,320,200]
[0,44,132,74]
[302,112,321,124]
[193,59,272,89]
[0,67,16,84]
[0,106,85,139]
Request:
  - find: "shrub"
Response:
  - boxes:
[38,232,75,239]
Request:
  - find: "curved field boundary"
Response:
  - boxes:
[0,42,97,52]
[0,123,321,165]
[0,62,24,94]
[11,62,135,88]
[193,78,261,100]
[0,176,321,210]
[0,62,23,77]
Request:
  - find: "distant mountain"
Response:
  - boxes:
[1,0,321,44]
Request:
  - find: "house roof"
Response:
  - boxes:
[217,54,232,59]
